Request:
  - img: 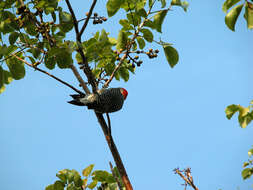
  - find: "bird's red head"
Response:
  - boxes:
[120,88,128,100]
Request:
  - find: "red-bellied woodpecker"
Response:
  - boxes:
[68,88,128,113]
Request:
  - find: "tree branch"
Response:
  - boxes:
[13,54,84,95]
[79,0,97,38]
[65,0,79,36]
[174,168,199,190]
[109,162,124,190]
[65,0,97,93]
[70,64,90,94]
[95,113,133,190]
[65,1,133,190]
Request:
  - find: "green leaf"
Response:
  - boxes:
[106,0,124,17]
[45,184,55,190]
[6,57,25,80]
[92,170,109,182]
[181,1,189,12]
[119,67,129,82]
[56,169,68,184]
[59,11,73,33]
[245,2,253,29]
[171,0,181,6]
[140,28,153,42]
[163,45,179,68]
[153,10,168,33]
[82,164,95,177]
[225,104,239,119]
[3,70,13,84]
[119,19,134,30]
[45,54,56,70]
[72,170,82,187]
[0,84,5,94]
[243,162,250,168]
[87,180,98,189]
[136,37,145,49]
[9,32,19,45]
[248,148,253,157]
[54,180,65,190]
[116,30,128,51]
[242,168,253,180]
[137,8,147,17]
[238,105,251,128]
[225,4,244,31]
[222,0,241,13]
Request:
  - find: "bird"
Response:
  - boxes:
[68,87,128,113]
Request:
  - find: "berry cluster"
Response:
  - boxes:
[14,6,56,45]
[85,12,107,25]
[113,48,159,68]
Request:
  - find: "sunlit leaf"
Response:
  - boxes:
[87,180,98,189]
[248,149,253,157]
[222,0,241,13]
[107,0,124,17]
[82,164,95,177]
[225,4,244,31]
[242,168,253,180]
[245,2,253,29]
[225,104,239,119]
[153,10,168,32]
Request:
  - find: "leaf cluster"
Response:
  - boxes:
[222,0,253,31]
[225,100,253,128]
[45,164,123,190]
[242,147,253,180]
[0,0,188,93]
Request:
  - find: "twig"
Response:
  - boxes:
[109,162,124,190]
[79,0,97,38]
[13,54,84,95]
[174,168,199,190]
[70,64,90,94]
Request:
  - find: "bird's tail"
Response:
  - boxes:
[68,94,86,106]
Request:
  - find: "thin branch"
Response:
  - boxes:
[174,168,199,190]
[0,47,27,63]
[79,0,97,38]
[109,162,124,190]
[70,64,90,94]
[65,0,79,35]
[13,54,84,95]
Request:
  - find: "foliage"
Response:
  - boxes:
[242,147,253,180]
[45,164,124,190]
[0,0,188,94]
[225,100,253,128]
[222,0,253,31]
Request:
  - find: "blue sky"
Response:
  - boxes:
[1,0,253,190]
